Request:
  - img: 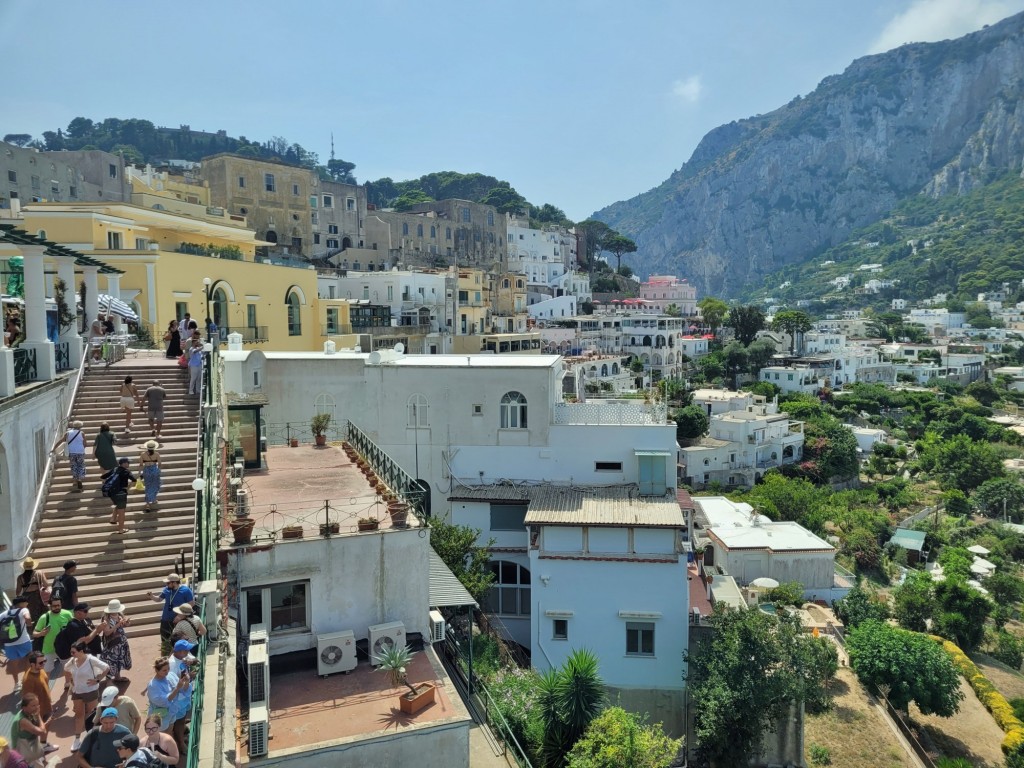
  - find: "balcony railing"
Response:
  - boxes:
[554,400,667,425]
[13,347,36,384]
[221,326,269,343]
[56,342,71,372]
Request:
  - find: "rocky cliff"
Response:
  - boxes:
[595,13,1024,298]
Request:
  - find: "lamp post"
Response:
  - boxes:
[202,277,213,341]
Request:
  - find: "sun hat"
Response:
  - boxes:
[164,573,182,583]
[105,599,126,614]
[145,440,158,450]
[173,639,195,653]
[173,604,194,617]
[100,685,119,706]
[21,557,37,570]
[100,707,119,719]
[72,420,83,428]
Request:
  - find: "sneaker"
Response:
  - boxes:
[71,737,81,752]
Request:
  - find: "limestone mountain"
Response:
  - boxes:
[595,12,1024,299]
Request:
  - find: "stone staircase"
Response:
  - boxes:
[29,357,200,638]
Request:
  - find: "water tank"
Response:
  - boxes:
[227,332,243,351]
[324,340,336,355]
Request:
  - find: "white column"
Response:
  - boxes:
[105,274,123,332]
[21,245,55,381]
[83,266,100,329]
[56,258,84,370]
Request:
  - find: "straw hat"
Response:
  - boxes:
[21,557,37,570]
[105,599,126,614]
[173,604,194,617]
[145,440,158,450]
[72,420,83,428]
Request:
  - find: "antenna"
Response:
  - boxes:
[330,132,335,161]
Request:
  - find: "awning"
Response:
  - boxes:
[428,550,478,608]
[98,293,138,322]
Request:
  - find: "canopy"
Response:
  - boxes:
[749,577,779,590]
[967,544,991,556]
[98,293,138,322]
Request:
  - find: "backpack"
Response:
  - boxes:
[50,574,69,604]
[125,747,163,768]
[0,608,23,647]
[101,470,120,498]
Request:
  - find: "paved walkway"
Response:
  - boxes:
[470,723,519,768]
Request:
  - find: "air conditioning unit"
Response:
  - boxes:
[248,703,269,757]
[368,621,406,665]
[249,624,268,646]
[236,488,250,516]
[428,610,446,644]
[316,630,357,676]
[248,643,270,706]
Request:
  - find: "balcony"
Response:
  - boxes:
[554,400,667,426]
[221,326,269,343]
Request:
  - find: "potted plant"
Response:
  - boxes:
[357,517,379,532]
[375,644,435,715]
[319,521,340,536]
[230,516,256,545]
[282,524,304,539]
[311,413,332,447]
[388,501,410,527]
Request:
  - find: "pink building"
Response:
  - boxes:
[639,275,697,315]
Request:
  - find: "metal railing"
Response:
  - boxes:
[183,599,210,768]
[263,421,346,446]
[220,326,269,343]
[193,347,220,585]
[346,420,428,521]
[13,347,37,384]
[55,342,71,372]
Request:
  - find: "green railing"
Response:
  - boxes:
[184,599,210,768]
[345,421,429,521]
[193,347,220,584]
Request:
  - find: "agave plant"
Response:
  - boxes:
[374,643,419,696]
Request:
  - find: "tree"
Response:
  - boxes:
[943,489,971,517]
[535,649,608,767]
[801,417,860,482]
[326,158,357,184]
[531,203,570,226]
[428,518,495,604]
[933,578,991,650]
[892,571,934,632]
[480,183,527,216]
[617,265,634,279]
[973,477,1024,520]
[687,607,836,766]
[985,571,1024,607]
[576,220,615,270]
[3,133,32,147]
[746,338,778,374]
[674,404,709,441]
[566,707,680,768]
[833,584,890,628]
[846,620,963,716]
[747,472,824,525]
[697,297,728,337]
[728,305,767,345]
[937,547,973,582]
[664,303,682,317]
[771,310,814,354]
[393,190,434,212]
[111,144,144,164]
[602,234,637,274]
[722,341,749,383]
[964,380,1003,407]
[916,433,1004,494]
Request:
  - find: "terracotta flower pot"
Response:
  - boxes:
[319,522,340,536]
[399,683,436,715]
[289,438,299,448]
[388,502,410,527]
[315,434,327,447]
[282,525,304,539]
[230,517,256,545]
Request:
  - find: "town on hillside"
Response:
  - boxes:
[1,124,1024,768]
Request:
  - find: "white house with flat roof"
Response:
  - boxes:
[694,497,851,602]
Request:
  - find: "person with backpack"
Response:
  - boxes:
[114,734,160,768]
[74,707,129,768]
[14,557,48,622]
[51,560,80,612]
[32,596,72,680]
[2,596,33,694]
[56,603,103,689]
[101,458,135,535]
[51,419,88,491]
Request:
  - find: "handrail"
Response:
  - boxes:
[18,344,88,560]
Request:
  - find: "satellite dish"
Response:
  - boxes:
[367,351,382,365]
[394,342,405,354]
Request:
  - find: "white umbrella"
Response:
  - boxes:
[749,577,779,590]
[967,544,991,556]
[98,293,138,322]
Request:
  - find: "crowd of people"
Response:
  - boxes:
[164,314,205,397]
[3,562,207,767]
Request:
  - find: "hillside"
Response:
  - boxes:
[594,12,1024,299]
[749,171,1024,309]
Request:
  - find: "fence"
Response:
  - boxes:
[346,420,428,520]
[55,341,71,372]
[193,347,221,585]
[264,420,345,446]
[13,346,36,384]
[183,600,210,768]
[899,505,937,529]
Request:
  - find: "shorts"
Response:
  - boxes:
[111,491,129,510]
[120,396,135,408]
[72,688,99,702]
[4,641,32,660]
[148,409,164,421]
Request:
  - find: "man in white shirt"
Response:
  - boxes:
[177,314,191,341]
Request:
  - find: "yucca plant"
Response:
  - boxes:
[310,412,332,437]
[374,643,419,696]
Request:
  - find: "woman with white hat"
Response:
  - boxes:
[98,599,132,683]
[50,420,88,492]
[138,441,161,514]
[170,604,207,646]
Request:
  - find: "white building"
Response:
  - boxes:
[907,308,967,336]
[691,388,759,417]
[620,315,687,381]
[638,275,697,316]
[318,268,451,336]
[694,497,851,602]
[528,295,577,322]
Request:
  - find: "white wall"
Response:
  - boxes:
[228,527,429,655]
[715,547,835,597]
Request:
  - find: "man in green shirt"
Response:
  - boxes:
[32,598,72,678]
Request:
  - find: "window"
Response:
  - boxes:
[69,186,77,198]
[243,581,309,633]
[430,225,436,238]
[416,223,423,237]
[553,619,568,641]
[484,561,530,616]
[472,404,483,416]
[314,392,336,420]
[309,196,317,208]
[50,184,59,197]
[247,304,257,329]
[626,622,655,656]
[487,211,494,226]
[346,198,355,211]
[107,231,122,249]
[134,237,148,249]
[264,173,275,192]
[238,176,246,188]
[446,227,452,240]
[328,224,338,234]
[490,503,527,531]
[326,238,338,249]
[313,233,320,244]
[6,171,15,183]
[461,208,471,223]
[322,194,333,208]
[311,212,318,225]
[407,393,429,427]
[291,183,300,196]
[595,461,622,472]
[31,175,40,190]
[108,164,117,179]
[176,301,189,320]
[287,291,302,335]
[325,307,339,334]
[402,223,409,236]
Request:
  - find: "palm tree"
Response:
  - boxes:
[536,648,608,766]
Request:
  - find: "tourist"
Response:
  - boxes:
[145,658,190,754]
[186,339,204,396]
[60,603,102,692]
[51,560,80,614]
[101,458,135,535]
[14,557,47,622]
[0,735,30,768]
[89,316,105,361]
[170,604,207,646]
[141,715,178,765]
[98,599,132,682]
[92,423,118,475]
[114,733,155,768]
[102,315,115,336]
[144,380,167,439]
[177,313,191,343]
[32,597,72,679]
[74,707,130,767]
[118,376,141,433]
[163,321,181,359]
[99,685,142,734]
[51,419,87,491]
[3,596,32,692]
[68,640,110,751]
[20,652,51,721]
[10,693,53,764]
[147,574,194,643]
[138,441,161,513]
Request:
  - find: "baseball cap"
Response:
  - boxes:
[173,639,194,653]
[11,595,28,605]
[100,707,119,719]
[100,685,119,706]
[114,734,140,750]
[73,603,90,613]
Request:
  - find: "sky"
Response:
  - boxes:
[3,0,1023,222]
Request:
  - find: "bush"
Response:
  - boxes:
[990,630,1024,670]
[1012,697,1024,724]
[809,744,832,765]
[486,666,541,756]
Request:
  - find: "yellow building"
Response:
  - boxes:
[491,271,528,333]
[19,202,329,351]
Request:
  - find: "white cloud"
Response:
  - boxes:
[869,0,1024,54]
[671,75,703,104]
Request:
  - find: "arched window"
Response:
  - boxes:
[314,393,336,421]
[485,561,530,616]
[407,393,428,427]
[601,364,608,376]
[416,223,423,237]
[430,226,436,238]
[500,391,527,429]
[446,227,452,240]
[612,363,619,374]
[402,223,409,235]
[287,290,302,336]
[212,287,229,328]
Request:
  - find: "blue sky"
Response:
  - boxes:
[3,0,1022,221]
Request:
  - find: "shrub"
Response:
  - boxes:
[809,744,832,766]
[487,666,541,756]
